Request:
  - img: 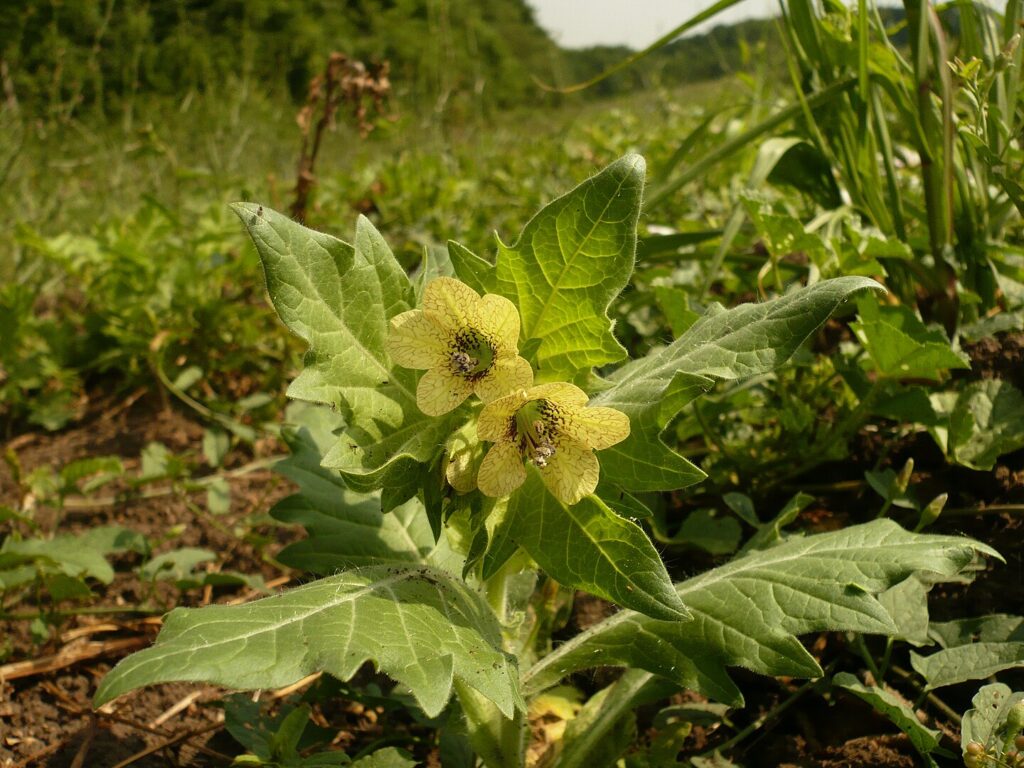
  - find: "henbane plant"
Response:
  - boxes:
[95,156,999,767]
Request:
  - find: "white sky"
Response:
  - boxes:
[528,0,1009,49]
[528,0,782,50]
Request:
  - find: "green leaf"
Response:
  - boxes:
[59,456,124,493]
[140,548,217,582]
[350,747,418,768]
[876,576,931,646]
[832,673,940,767]
[910,641,1024,689]
[271,407,459,574]
[139,442,171,480]
[1,535,115,583]
[949,379,1024,470]
[656,509,741,555]
[172,365,204,391]
[202,429,230,468]
[447,241,494,295]
[44,573,94,602]
[523,520,997,706]
[505,469,689,621]
[494,155,643,381]
[206,477,231,515]
[851,300,970,380]
[961,684,1024,760]
[95,565,524,719]
[653,285,699,338]
[593,277,882,492]
[556,672,642,768]
[234,204,451,492]
[928,614,1024,648]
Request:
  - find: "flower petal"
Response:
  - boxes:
[416,367,473,416]
[474,356,534,403]
[563,406,631,450]
[476,293,521,354]
[423,277,481,331]
[387,310,447,369]
[539,438,599,505]
[477,391,528,442]
[477,441,527,498]
[526,382,589,408]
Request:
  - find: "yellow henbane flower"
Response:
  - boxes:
[386,277,533,416]
[476,383,630,505]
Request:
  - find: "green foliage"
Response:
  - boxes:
[95,565,525,720]
[492,155,642,381]
[961,684,1024,768]
[86,154,1012,768]
[523,519,994,706]
[832,673,943,767]
[224,697,416,767]
[911,614,1024,690]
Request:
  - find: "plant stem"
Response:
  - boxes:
[889,664,961,724]
[853,634,882,682]
[453,679,525,768]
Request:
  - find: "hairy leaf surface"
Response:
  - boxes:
[271,409,460,573]
[494,155,643,381]
[95,566,524,719]
[524,521,997,705]
[592,277,883,491]
[503,470,689,621]
[833,673,941,767]
[234,204,453,491]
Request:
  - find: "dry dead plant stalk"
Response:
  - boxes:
[290,53,392,222]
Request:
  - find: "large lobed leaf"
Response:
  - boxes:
[523,520,998,706]
[500,470,689,622]
[95,566,524,719]
[592,276,883,491]
[271,407,460,574]
[233,204,454,492]
[911,613,1024,689]
[494,155,644,381]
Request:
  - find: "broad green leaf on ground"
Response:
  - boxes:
[928,614,1024,648]
[523,521,997,706]
[95,565,524,719]
[961,684,1024,759]
[0,528,138,584]
[851,300,970,380]
[592,277,882,491]
[139,548,216,582]
[503,469,689,622]
[832,673,940,767]
[654,509,741,555]
[915,650,1024,691]
[271,413,460,574]
[233,204,453,491]
[949,379,1024,470]
[493,155,643,381]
